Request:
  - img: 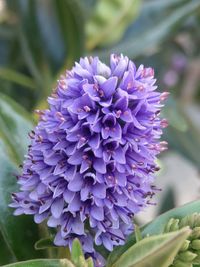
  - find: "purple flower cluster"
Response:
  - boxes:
[11,54,168,266]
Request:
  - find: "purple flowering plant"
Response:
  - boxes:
[10,54,170,266]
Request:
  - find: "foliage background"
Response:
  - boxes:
[0,0,200,265]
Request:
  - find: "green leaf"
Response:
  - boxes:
[86,0,141,49]
[0,68,37,90]
[55,0,85,66]
[158,187,176,215]
[86,257,94,267]
[107,200,200,267]
[0,139,44,265]
[0,93,33,164]
[2,259,75,267]
[15,0,85,94]
[142,200,200,236]
[112,228,191,267]
[164,98,200,167]
[134,224,142,243]
[34,237,55,250]
[71,238,84,266]
[95,0,200,60]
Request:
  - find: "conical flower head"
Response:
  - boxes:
[10,54,167,266]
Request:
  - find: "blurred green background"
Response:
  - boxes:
[0,0,200,264]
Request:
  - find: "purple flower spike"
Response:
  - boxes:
[10,54,168,266]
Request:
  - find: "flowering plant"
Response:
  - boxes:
[7,54,200,267]
[0,0,200,266]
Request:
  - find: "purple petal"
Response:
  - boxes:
[91,205,104,221]
[71,219,84,235]
[101,77,118,98]
[113,147,126,164]
[51,198,64,218]
[68,173,83,192]
[120,109,133,122]
[68,194,82,212]
[63,190,75,203]
[68,150,83,165]
[94,158,107,174]
[88,133,100,149]
[92,183,106,198]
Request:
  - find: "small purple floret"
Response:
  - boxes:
[10,54,168,266]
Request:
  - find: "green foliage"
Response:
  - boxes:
[111,228,190,267]
[0,0,200,266]
[164,213,200,266]
[71,239,94,267]
[2,259,75,267]
[34,237,55,251]
[158,187,176,215]
[107,200,200,267]
[86,0,141,49]
[94,0,200,60]
[0,96,44,265]
[0,93,33,164]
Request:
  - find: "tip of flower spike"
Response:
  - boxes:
[160,91,170,101]
[161,119,169,128]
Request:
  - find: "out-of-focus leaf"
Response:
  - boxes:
[0,229,16,265]
[107,200,200,267]
[55,0,85,67]
[164,98,188,132]
[15,0,85,94]
[112,228,190,267]
[3,259,75,267]
[0,93,32,164]
[0,139,44,265]
[134,224,142,243]
[95,0,200,60]
[164,98,200,167]
[158,187,176,215]
[35,237,55,250]
[86,0,141,49]
[81,0,97,18]
[0,67,37,90]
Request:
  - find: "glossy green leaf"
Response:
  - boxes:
[143,200,200,236]
[0,139,44,265]
[0,93,33,164]
[107,200,200,267]
[86,0,141,49]
[2,259,75,267]
[0,67,37,90]
[112,228,191,267]
[95,0,200,60]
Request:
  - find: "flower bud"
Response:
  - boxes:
[191,240,200,250]
[164,218,180,233]
[178,251,197,262]
[190,227,200,239]
[179,240,190,252]
[173,260,192,267]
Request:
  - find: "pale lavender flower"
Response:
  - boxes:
[10,54,168,266]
